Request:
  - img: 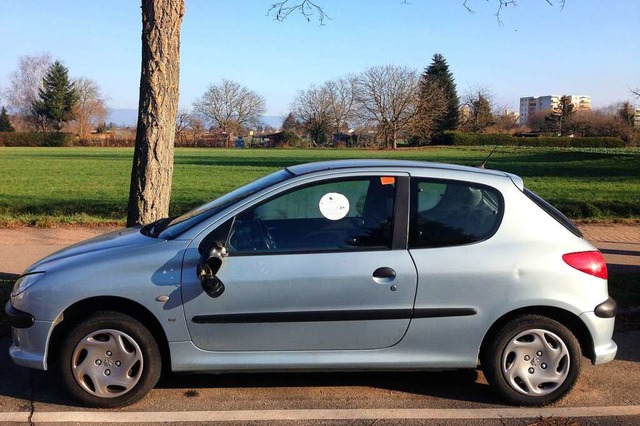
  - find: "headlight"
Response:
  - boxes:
[12,272,46,298]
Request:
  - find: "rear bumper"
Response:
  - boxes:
[579,311,617,365]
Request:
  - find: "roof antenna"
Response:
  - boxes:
[477,145,499,169]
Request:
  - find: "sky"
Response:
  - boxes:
[0,0,639,118]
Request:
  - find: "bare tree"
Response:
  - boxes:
[175,109,191,146]
[291,84,333,145]
[73,77,108,138]
[324,77,356,135]
[127,0,185,227]
[569,104,636,144]
[459,86,497,133]
[3,53,52,130]
[187,114,205,145]
[353,65,419,149]
[526,110,552,133]
[193,79,266,146]
[493,110,520,134]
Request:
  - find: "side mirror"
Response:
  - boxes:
[197,245,227,298]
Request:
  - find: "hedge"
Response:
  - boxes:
[432,132,514,146]
[0,132,75,147]
[432,131,625,148]
[520,136,625,148]
[75,138,135,147]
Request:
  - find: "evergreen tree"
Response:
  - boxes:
[281,112,299,132]
[545,95,575,135]
[422,53,459,132]
[412,77,447,143]
[32,61,78,131]
[618,101,635,128]
[0,107,15,132]
[469,95,494,133]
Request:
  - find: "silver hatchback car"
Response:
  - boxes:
[7,160,616,407]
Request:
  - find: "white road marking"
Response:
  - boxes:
[0,406,639,423]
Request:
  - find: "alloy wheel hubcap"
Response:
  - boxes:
[501,328,570,396]
[71,329,143,398]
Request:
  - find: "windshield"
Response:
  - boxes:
[158,169,293,239]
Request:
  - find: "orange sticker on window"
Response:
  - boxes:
[380,177,395,185]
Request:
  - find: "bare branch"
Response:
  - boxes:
[462,0,476,14]
[268,0,330,25]
[494,1,517,25]
[461,1,565,25]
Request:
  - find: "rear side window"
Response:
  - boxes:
[409,179,503,249]
[524,188,582,237]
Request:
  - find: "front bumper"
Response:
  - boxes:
[5,302,52,371]
[5,301,35,328]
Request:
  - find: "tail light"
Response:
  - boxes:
[562,251,608,280]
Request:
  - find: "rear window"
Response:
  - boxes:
[409,179,503,249]
[524,188,582,238]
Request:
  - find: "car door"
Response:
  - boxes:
[181,173,418,351]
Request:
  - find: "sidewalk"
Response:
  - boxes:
[0,224,638,276]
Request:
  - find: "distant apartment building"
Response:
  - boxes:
[519,95,591,125]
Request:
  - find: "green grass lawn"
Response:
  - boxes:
[1,146,639,226]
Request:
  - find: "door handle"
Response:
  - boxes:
[372,267,396,285]
[373,267,396,279]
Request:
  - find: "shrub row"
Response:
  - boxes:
[75,138,135,147]
[431,131,625,148]
[0,132,75,147]
[0,131,627,149]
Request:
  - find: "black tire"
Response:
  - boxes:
[59,311,161,408]
[482,314,581,406]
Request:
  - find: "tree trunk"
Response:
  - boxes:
[127,0,185,226]
[392,126,398,150]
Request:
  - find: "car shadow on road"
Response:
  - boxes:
[1,331,639,408]
[602,248,640,258]
[609,263,640,275]
[156,369,503,406]
[612,330,640,363]
[0,338,82,407]
[0,336,501,407]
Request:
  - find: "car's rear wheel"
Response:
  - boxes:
[59,311,161,408]
[482,315,581,406]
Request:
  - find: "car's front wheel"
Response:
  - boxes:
[59,311,161,407]
[482,314,582,406]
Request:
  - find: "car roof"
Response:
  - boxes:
[286,159,510,179]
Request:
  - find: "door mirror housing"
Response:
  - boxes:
[197,245,227,298]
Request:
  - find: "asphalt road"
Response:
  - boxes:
[0,329,638,424]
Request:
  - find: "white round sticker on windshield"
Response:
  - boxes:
[319,192,350,221]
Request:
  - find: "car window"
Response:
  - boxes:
[409,179,502,248]
[227,176,397,254]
